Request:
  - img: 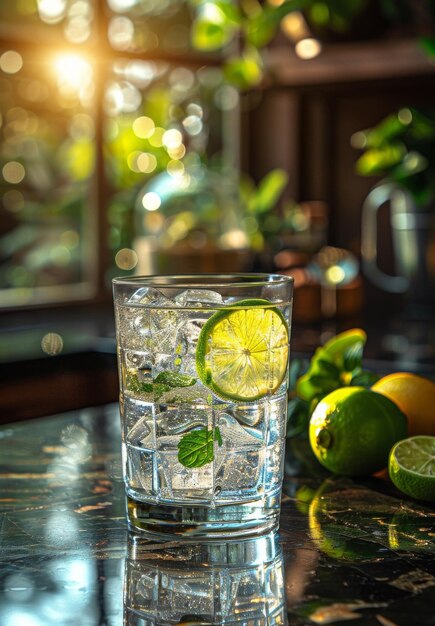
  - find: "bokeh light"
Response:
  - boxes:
[142,192,161,211]
[37,0,67,24]
[108,16,135,50]
[398,108,413,125]
[182,115,203,136]
[2,161,25,184]
[3,190,25,212]
[167,144,186,160]
[162,128,183,150]
[295,38,322,60]
[105,81,141,115]
[115,247,138,270]
[0,51,23,74]
[281,12,310,41]
[41,333,64,356]
[54,54,93,96]
[107,0,138,12]
[137,152,157,173]
[132,116,155,139]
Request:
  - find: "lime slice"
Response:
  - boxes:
[389,436,435,502]
[196,298,289,402]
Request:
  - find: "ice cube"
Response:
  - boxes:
[115,306,150,350]
[127,415,154,448]
[156,405,211,437]
[149,308,183,353]
[125,444,155,493]
[217,414,263,449]
[218,448,264,491]
[121,395,154,433]
[174,289,223,307]
[227,403,265,427]
[157,444,214,497]
[128,286,171,306]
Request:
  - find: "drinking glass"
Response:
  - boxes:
[113,274,293,538]
[124,532,287,625]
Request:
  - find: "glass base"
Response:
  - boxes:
[127,491,281,540]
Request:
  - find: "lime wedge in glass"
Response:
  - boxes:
[196,298,289,402]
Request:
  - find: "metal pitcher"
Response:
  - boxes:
[361,182,435,305]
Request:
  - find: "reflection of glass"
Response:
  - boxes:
[124,532,287,625]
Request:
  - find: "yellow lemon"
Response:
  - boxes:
[373,372,435,436]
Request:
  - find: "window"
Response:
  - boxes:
[0,0,238,307]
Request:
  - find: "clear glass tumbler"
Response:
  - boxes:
[113,274,293,538]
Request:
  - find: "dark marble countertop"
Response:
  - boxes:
[0,404,434,625]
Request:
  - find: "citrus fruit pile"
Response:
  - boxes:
[291,328,435,502]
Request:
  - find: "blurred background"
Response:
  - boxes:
[0,0,434,420]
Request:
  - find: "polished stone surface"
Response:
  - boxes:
[0,405,434,625]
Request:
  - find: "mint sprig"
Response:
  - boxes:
[126,373,153,394]
[178,427,222,468]
[126,371,196,399]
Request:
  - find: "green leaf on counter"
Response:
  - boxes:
[295,329,369,403]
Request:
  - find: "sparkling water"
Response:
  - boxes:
[114,284,291,536]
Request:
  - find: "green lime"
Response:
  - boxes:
[388,436,435,502]
[195,298,289,402]
[309,387,408,476]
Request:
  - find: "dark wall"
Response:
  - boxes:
[244,72,435,313]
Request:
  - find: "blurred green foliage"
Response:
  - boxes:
[353,108,435,206]
[187,0,428,89]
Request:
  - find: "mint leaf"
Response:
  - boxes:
[178,427,222,468]
[154,371,196,388]
[154,383,172,400]
[127,370,197,398]
[126,373,153,394]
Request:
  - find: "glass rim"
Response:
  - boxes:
[112,273,294,289]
